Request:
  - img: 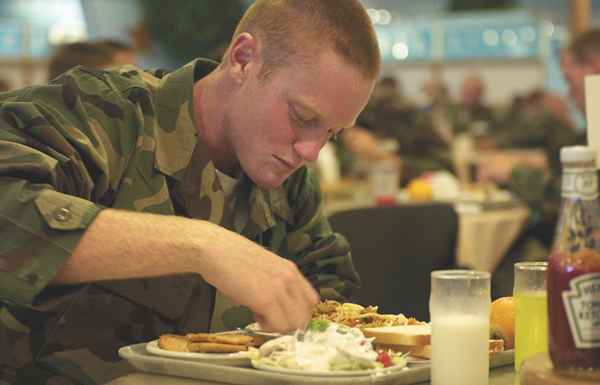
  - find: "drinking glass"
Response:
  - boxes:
[369,157,399,206]
[430,270,491,385]
[514,262,548,374]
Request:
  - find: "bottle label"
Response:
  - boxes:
[562,273,600,348]
[562,169,598,200]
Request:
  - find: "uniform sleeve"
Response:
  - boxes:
[285,168,360,300]
[0,68,138,307]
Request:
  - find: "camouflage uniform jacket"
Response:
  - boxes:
[0,59,359,385]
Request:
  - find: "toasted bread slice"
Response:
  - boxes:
[375,339,505,359]
[158,334,189,352]
[186,332,255,346]
[188,342,249,353]
[362,324,431,346]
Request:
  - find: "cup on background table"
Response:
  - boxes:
[513,262,548,375]
[430,270,491,385]
[369,157,400,206]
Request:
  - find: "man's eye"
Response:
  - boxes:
[291,112,313,128]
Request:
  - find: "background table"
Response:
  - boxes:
[324,196,529,273]
[456,204,529,271]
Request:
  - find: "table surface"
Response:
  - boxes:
[324,195,529,272]
[105,365,515,385]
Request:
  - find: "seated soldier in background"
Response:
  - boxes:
[337,76,409,180]
[453,74,496,136]
[47,41,115,81]
[95,39,138,66]
[488,29,600,298]
[0,78,11,92]
[47,40,136,81]
[358,76,416,140]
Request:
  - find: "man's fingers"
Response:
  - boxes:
[283,286,315,331]
[254,303,290,333]
[290,273,320,323]
[252,275,316,332]
[299,273,320,309]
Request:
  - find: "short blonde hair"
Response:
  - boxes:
[231,0,380,81]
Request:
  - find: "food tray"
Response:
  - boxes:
[119,343,514,385]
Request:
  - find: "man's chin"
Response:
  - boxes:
[248,171,287,190]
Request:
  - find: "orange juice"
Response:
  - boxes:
[515,291,548,372]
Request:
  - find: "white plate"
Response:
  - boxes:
[145,340,250,367]
[406,356,430,365]
[251,360,408,377]
[244,322,283,338]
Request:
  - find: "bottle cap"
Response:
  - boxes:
[560,146,596,163]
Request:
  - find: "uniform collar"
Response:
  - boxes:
[151,58,217,180]
[152,58,292,231]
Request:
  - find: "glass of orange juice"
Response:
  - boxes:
[514,262,548,375]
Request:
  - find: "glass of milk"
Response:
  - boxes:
[430,270,491,385]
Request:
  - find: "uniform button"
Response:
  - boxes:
[53,207,72,222]
[25,273,38,285]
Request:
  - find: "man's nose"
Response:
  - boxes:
[293,140,322,162]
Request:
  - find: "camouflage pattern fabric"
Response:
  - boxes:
[0,59,359,384]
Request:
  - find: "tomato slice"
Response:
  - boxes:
[376,351,392,367]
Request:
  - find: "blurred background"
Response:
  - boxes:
[0,1,590,100]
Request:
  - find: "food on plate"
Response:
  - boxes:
[377,339,504,359]
[489,296,515,349]
[362,324,431,346]
[312,300,422,328]
[187,332,255,345]
[157,332,263,353]
[362,323,505,359]
[157,334,189,352]
[249,319,407,372]
[188,342,251,353]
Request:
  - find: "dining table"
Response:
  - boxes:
[323,184,530,273]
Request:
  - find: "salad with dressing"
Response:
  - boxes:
[249,320,407,372]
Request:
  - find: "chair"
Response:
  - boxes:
[327,203,458,322]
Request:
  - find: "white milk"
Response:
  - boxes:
[431,314,490,385]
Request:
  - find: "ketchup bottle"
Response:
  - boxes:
[547,146,600,380]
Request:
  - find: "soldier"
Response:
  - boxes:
[486,31,600,298]
[0,1,379,384]
[47,41,116,81]
[453,74,495,136]
[95,39,138,67]
[563,28,600,132]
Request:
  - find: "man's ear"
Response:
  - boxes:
[227,32,258,84]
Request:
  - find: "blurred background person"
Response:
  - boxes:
[359,76,417,141]
[96,39,138,66]
[47,41,115,81]
[486,29,600,297]
[47,39,136,82]
[336,76,408,181]
[453,74,496,137]
[0,78,11,92]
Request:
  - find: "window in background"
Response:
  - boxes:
[0,0,87,58]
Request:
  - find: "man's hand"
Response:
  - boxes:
[58,209,319,333]
[198,223,320,333]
